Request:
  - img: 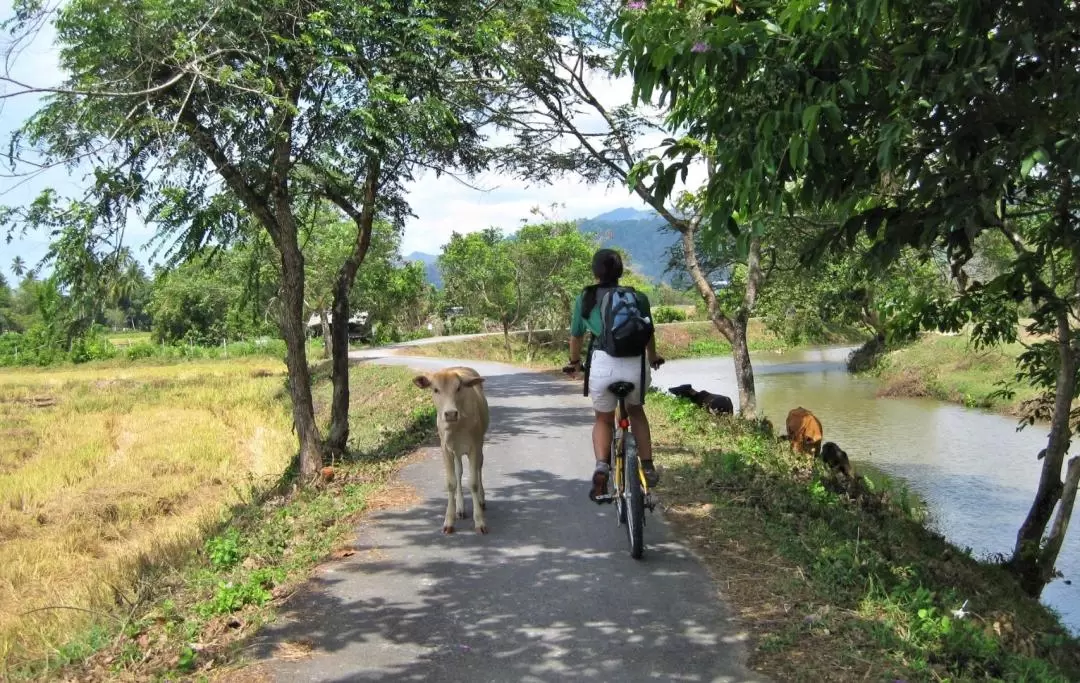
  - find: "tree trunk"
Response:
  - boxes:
[324,158,381,456]
[279,237,324,479]
[1038,456,1080,588]
[502,320,513,361]
[319,309,332,359]
[1011,313,1075,596]
[326,288,351,456]
[731,315,758,419]
[677,222,761,419]
[525,320,535,362]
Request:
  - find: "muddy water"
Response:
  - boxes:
[655,347,1080,632]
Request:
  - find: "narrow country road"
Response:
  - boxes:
[251,347,767,682]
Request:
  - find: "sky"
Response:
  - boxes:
[0,1,701,283]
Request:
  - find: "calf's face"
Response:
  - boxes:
[413,371,485,423]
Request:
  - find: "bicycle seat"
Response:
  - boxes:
[607,381,635,398]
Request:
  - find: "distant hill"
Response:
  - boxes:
[577,209,681,284]
[403,207,685,288]
[403,251,442,288]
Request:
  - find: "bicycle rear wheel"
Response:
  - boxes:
[623,432,645,559]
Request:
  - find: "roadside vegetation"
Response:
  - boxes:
[406,319,866,368]
[868,333,1038,415]
[0,360,434,679]
[648,390,1080,682]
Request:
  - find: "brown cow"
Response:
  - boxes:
[413,366,490,534]
[785,407,823,458]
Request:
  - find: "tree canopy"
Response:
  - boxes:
[618,0,1080,597]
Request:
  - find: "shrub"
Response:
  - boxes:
[654,306,687,323]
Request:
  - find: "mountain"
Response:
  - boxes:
[403,251,443,288]
[589,207,658,223]
[578,211,681,284]
[403,207,684,288]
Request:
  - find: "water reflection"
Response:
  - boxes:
[655,347,1077,632]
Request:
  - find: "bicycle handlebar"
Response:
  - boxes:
[562,357,665,374]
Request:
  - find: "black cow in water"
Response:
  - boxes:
[820,441,855,478]
[668,384,734,415]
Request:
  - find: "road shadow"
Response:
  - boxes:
[250,466,761,682]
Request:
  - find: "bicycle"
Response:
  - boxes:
[563,357,664,559]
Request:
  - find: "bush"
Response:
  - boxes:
[68,331,118,364]
[0,327,118,366]
[447,316,483,335]
[654,306,687,323]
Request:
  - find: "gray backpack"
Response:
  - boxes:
[597,286,654,358]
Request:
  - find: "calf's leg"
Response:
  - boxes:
[442,447,461,534]
[454,452,465,519]
[470,442,487,533]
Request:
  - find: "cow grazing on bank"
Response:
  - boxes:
[785,407,823,458]
[820,441,854,478]
[668,384,734,415]
[413,366,490,534]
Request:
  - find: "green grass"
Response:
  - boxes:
[407,319,867,367]
[870,333,1042,414]
[104,331,152,347]
[648,390,1080,681]
[2,360,436,680]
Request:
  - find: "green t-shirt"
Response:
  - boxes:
[570,287,652,338]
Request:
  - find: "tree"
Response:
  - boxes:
[485,0,768,417]
[302,203,430,353]
[508,221,597,356]
[749,226,952,349]
[438,222,598,358]
[618,0,1080,597]
[439,228,519,356]
[2,0,568,476]
[147,256,237,345]
[10,256,26,278]
[0,273,15,333]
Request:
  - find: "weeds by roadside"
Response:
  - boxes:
[648,390,1080,681]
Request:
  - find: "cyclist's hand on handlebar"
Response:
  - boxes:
[649,356,665,370]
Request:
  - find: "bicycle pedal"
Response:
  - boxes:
[592,494,615,504]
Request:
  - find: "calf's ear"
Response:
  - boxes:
[413,375,432,389]
[461,376,485,388]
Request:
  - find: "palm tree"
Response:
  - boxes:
[11,256,26,278]
[103,248,147,329]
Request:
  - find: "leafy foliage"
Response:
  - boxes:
[618,0,1080,595]
[438,221,598,346]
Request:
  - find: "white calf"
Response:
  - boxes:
[413,366,490,534]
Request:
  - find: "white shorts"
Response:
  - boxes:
[587,349,650,413]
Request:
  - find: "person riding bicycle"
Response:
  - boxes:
[564,248,664,502]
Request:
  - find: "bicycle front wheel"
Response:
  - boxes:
[623,432,645,559]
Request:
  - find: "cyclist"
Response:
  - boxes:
[564,248,664,502]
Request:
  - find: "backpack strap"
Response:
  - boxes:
[583,333,594,397]
[594,285,613,354]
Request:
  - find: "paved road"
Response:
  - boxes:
[253,351,767,682]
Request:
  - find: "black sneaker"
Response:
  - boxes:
[589,468,609,502]
[641,460,660,487]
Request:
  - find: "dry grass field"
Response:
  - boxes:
[0,358,296,664]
